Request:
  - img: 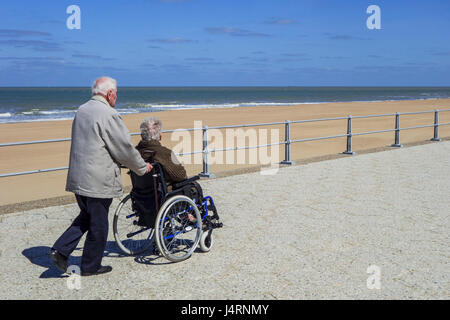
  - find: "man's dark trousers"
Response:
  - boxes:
[52,195,112,273]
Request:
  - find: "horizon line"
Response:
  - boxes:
[1,85,450,89]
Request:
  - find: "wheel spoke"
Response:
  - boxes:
[156,196,202,262]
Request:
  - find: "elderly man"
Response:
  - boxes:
[50,76,152,276]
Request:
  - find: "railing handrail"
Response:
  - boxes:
[1,108,449,148]
[1,107,449,178]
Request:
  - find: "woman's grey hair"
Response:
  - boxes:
[91,76,117,96]
[140,116,162,141]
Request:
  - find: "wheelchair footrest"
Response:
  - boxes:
[211,222,223,229]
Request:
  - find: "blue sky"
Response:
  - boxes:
[0,0,449,86]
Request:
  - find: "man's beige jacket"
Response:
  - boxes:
[66,95,147,198]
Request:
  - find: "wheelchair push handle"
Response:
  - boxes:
[119,162,156,174]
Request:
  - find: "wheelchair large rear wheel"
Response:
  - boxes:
[155,195,202,262]
[113,194,155,255]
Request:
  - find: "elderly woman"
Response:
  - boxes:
[136,116,188,184]
[135,116,200,224]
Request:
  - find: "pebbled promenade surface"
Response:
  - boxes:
[0,141,449,299]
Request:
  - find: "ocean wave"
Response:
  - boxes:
[127,101,314,110]
[39,110,76,115]
[0,117,74,124]
[115,108,140,115]
[0,96,448,124]
[19,110,76,115]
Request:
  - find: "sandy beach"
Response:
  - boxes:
[1,98,450,207]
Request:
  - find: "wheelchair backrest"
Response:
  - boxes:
[129,162,168,196]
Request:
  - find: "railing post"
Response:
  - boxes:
[391,112,403,147]
[199,125,215,178]
[343,115,355,155]
[281,120,295,165]
[431,109,442,142]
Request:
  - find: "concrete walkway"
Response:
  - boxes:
[0,141,449,299]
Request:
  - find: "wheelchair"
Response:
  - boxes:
[113,160,222,262]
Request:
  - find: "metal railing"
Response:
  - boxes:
[1,108,449,178]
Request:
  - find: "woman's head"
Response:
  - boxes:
[140,116,162,141]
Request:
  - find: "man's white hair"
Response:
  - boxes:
[140,116,163,141]
[92,76,117,96]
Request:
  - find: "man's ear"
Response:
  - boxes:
[105,90,112,103]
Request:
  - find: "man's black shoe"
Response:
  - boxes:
[49,249,68,273]
[81,265,113,276]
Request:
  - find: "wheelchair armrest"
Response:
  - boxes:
[172,175,200,189]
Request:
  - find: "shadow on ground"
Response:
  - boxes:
[21,239,204,277]
[21,241,130,278]
[133,244,207,266]
[22,246,71,279]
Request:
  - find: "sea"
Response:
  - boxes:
[0,86,449,124]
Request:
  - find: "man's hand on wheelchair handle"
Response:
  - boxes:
[145,162,153,173]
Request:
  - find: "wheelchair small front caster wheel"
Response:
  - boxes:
[199,230,214,252]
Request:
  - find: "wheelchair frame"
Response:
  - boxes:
[113,162,222,262]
